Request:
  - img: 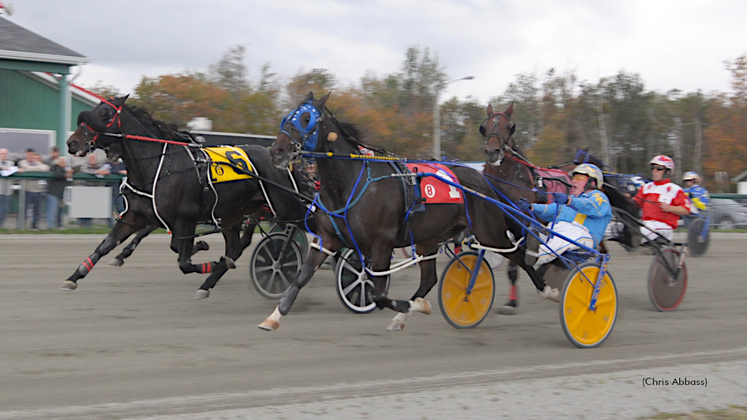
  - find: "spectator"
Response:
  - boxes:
[77,153,110,228]
[46,146,61,166]
[18,148,50,230]
[47,156,73,229]
[0,148,17,228]
[106,158,126,227]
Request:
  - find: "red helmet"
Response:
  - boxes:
[649,155,674,171]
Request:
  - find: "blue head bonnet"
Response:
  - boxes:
[280,102,322,152]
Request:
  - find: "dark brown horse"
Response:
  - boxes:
[260,92,553,332]
[62,96,314,298]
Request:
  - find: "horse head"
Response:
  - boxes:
[67,95,130,156]
[271,91,334,168]
[480,102,516,167]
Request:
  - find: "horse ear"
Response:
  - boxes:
[486,104,494,116]
[506,102,514,116]
[318,91,331,108]
[304,91,314,102]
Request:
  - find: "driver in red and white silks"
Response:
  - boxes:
[518,163,612,268]
[633,155,692,242]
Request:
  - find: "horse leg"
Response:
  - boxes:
[108,225,157,266]
[167,236,208,255]
[258,248,329,331]
[505,251,555,301]
[240,218,257,250]
[59,221,141,290]
[193,225,243,300]
[173,231,233,284]
[497,261,520,315]
[382,253,437,331]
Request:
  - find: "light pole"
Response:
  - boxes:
[433,75,474,160]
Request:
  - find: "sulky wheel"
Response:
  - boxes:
[559,262,618,348]
[270,223,309,260]
[686,217,709,257]
[335,248,389,313]
[647,247,688,312]
[249,232,303,299]
[438,251,495,329]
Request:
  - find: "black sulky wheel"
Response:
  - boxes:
[249,232,303,299]
[269,223,309,260]
[686,217,709,257]
[335,248,389,314]
[647,247,688,312]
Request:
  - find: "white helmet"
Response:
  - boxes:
[682,171,699,182]
[572,163,604,190]
[650,155,675,172]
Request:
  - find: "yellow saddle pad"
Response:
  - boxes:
[205,146,254,183]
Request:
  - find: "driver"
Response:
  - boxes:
[682,171,710,213]
[633,155,692,242]
[518,163,612,300]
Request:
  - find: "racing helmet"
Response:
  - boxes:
[682,171,700,182]
[650,155,675,172]
[572,163,604,190]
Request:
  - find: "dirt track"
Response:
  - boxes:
[1,233,746,419]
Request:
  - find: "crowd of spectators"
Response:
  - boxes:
[0,146,125,230]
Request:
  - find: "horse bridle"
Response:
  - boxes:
[279,101,323,162]
[77,98,123,152]
[480,111,515,166]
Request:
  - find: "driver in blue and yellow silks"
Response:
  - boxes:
[682,171,709,214]
[517,163,612,301]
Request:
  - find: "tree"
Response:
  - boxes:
[209,45,249,96]
[703,54,747,190]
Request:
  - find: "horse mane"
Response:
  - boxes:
[124,104,196,143]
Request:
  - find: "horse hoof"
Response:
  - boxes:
[386,313,408,331]
[108,258,124,267]
[386,321,405,331]
[224,257,236,269]
[195,241,209,252]
[539,286,560,303]
[497,300,518,315]
[59,281,78,291]
[258,319,279,331]
[194,289,210,300]
[497,305,517,315]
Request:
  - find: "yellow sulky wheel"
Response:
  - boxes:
[559,262,618,348]
[438,251,495,329]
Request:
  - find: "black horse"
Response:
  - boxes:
[259,92,552,332]
[62,95,314,298]
[481,103,639,312]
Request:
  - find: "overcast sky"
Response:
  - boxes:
[6,0,747,105]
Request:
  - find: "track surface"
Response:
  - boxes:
[1,233,746,419]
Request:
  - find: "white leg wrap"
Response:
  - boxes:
[539,285,560,302]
